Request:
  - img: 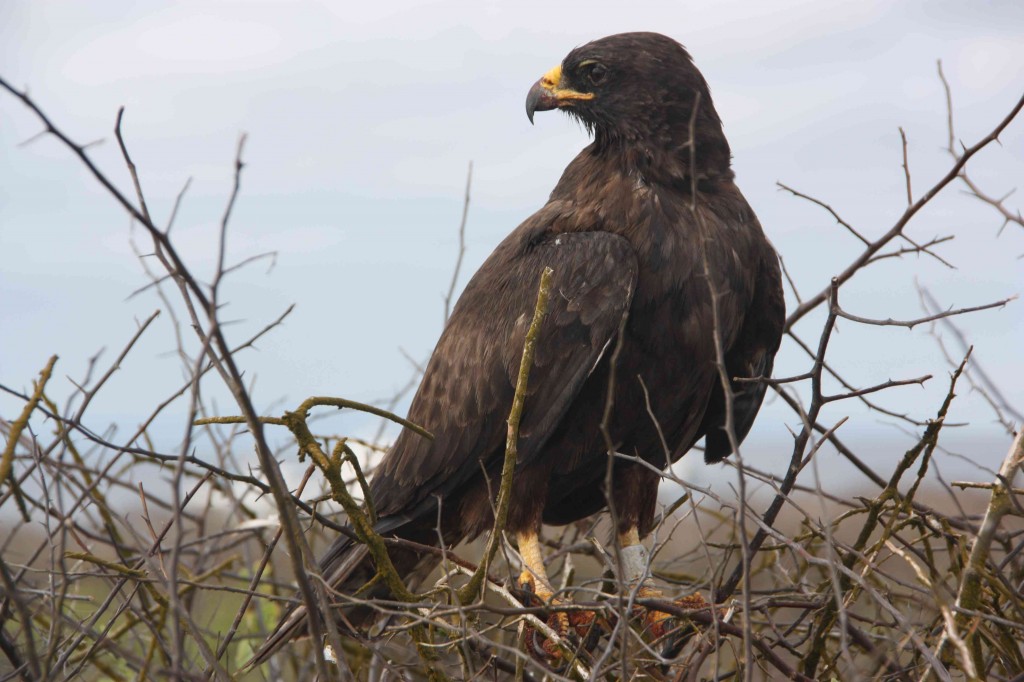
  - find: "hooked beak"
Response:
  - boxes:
[525,65,595,124]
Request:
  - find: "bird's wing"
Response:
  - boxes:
[370,217,638,519]
[702,241,785,463]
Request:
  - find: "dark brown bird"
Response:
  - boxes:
[255,31,784,661]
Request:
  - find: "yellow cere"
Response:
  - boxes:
[540,64,595,101]
[540,65,562,89]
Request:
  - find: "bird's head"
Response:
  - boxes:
[526,32,731,176]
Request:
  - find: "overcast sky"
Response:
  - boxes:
[1,0,1022,489]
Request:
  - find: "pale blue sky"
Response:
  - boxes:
[1,0,1022,489]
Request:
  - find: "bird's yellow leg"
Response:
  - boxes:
[517,530,581,660]
[618,526,650,586]
[517,530,556,601]
[619,525,709,643]
[618,525,673,635]
[517,530,604,661]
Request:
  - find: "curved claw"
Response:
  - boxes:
[517,574,566,661]
[634,590,711,653]
[522,602,571,666]
[517,576,604,666]
[568,608,602,643]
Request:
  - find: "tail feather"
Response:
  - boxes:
[246,539,371,667]
[247,514,453,667]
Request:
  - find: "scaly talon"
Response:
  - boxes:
[613,527,709,644]
[517,567,608,664]
[568,607,601,642]
[634,588,710,646]
[518,572,569,662]
[515,530,605,663]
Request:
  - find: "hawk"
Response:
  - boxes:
[255,31,784,662]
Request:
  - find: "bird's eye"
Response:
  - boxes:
[585,62,607,86]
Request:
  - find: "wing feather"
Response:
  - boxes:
[370,214,637,521]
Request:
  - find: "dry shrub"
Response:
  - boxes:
[1,69,1022,682]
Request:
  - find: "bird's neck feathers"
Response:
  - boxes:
[592,86,732,187]
[595,119,731,187]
